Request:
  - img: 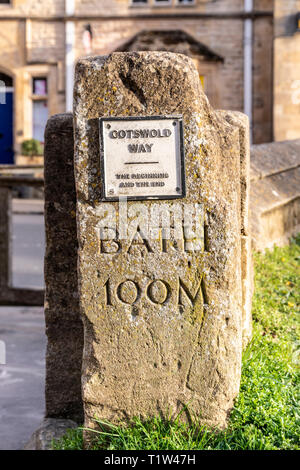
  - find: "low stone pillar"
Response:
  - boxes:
[0,187,11,293]
[44,113,83,423]
[73,51,247,436]
[218,110,253,347]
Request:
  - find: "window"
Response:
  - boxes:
[130,0,195,6]
[32,77,48,144]
[176,0,195,4]
[131,0,148,4]
[33,100,48,143]
[33,77,47,96]
[199,75,205,89]
[153,0,172,5]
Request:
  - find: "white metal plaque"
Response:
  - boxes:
[99,116,185,201]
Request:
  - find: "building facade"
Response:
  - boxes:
[274,0,300,141]
[0,0,298,163]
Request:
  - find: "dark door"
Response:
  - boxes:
[0,73,14,164]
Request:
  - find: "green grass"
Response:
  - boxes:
[53,235,300,450]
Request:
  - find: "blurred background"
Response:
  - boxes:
[0,0,299,450]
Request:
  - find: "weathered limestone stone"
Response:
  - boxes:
[24,418,78,450]
[218,110,253,346]
[74,52,245,434]
[250,139,300,251]
[44,113,83,423]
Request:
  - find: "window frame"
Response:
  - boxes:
[130,0,149,7]
[32,77,48,99]
[175,0,196,6]
[0,0,12,9]
[130,0,197,7]
[153,0,172,7]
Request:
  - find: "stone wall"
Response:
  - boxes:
[74,14,273,143]
[0,0,65,17]
[74,0,245,18]
[254,0,274,10]
[250,139,300,251]
[26,21,65,64]
[75,18,245,113]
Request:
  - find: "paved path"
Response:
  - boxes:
[0,307,46,450]
[11,199,45,289]
[0,200,46,449]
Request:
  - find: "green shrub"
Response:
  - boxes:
[21,139,43,156]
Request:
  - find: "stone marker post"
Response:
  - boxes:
[44,113,83,423]
[74,52,245,436]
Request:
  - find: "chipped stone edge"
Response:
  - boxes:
[23,418,78,451]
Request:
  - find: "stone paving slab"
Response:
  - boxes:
[12,199,44,215]
[11,212,45,290]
